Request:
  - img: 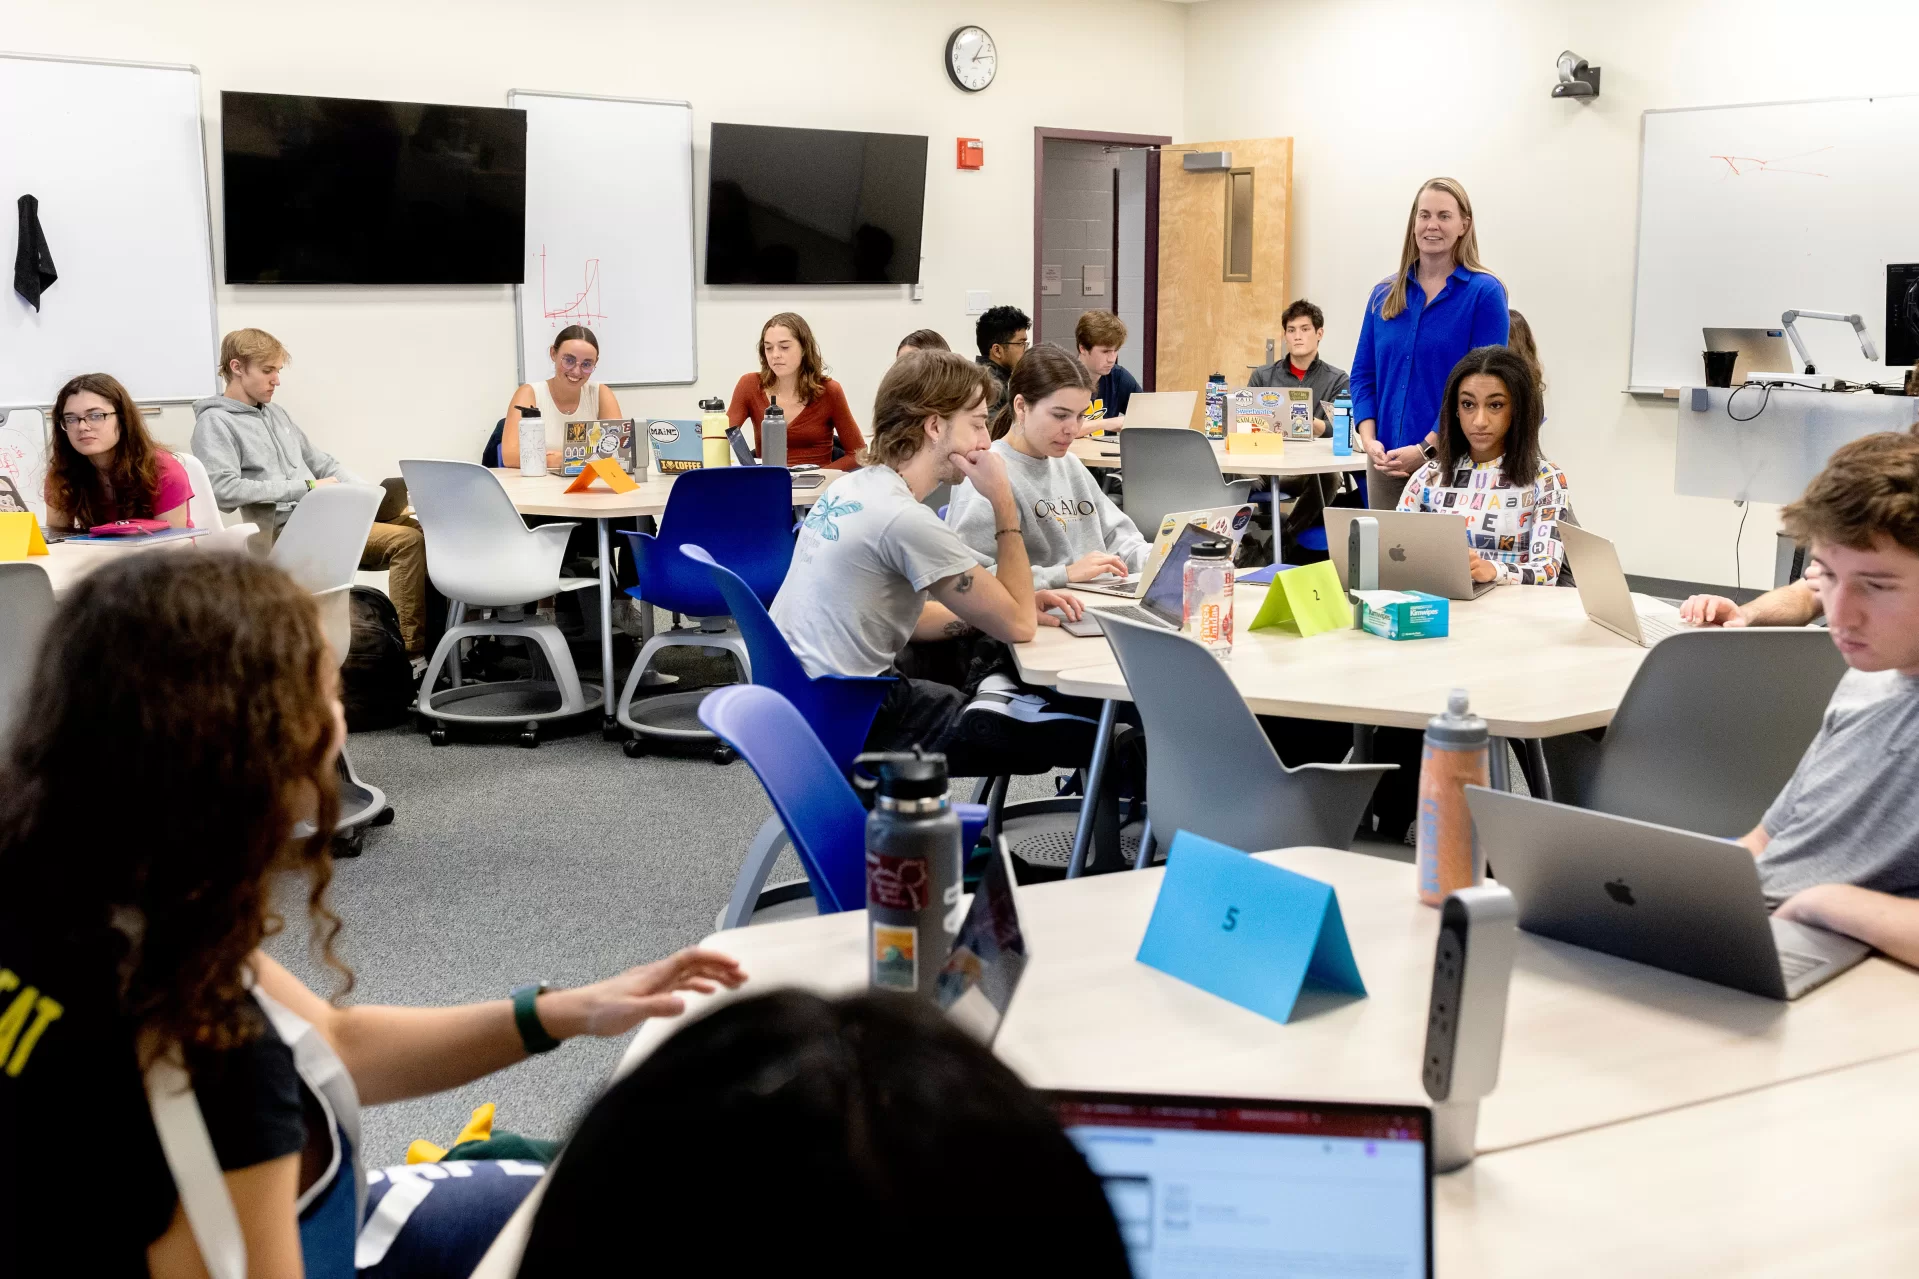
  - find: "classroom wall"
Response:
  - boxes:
[1039,139,1120,350]
[5,0,1187,483]
[1183,0,1919,588]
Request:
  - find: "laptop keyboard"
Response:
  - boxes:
[1777,949,1825,982]
[1102,603,1177,630]
[1636,610,1685,644]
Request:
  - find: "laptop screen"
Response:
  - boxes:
[1139,522,1222,625]
[1052,1091,1432,1278]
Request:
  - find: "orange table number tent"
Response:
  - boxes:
[562,457,639,495]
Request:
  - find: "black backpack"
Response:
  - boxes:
[341,587,415,730]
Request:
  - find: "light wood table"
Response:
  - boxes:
[471,849,1919,1278]
[37,531,235,597]
[1072,434,1366,479]
[487,467,839,726]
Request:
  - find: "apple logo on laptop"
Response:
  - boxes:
[1388,544,1408,563]
[1604,879,1636,906]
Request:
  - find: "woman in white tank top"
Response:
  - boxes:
[502,325,623,469]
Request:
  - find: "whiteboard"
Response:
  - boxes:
[510,90,696,386]
[1630,94,1919,392]
[0,54,217,407]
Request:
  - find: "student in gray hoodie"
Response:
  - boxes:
[946,343,1148,589]
[192,328,429,657]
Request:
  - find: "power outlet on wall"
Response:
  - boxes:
[966,290,991,316]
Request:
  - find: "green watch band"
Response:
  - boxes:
[511,983,562,1055]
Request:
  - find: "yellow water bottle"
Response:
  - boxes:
[700,397,731,468]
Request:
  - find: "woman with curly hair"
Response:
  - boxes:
[0,553,744,1276]
[44,372,195,531]
[729,311,865,470]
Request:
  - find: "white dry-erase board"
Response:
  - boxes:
[0,53,218,408]
[1629,93,1919,393]
[510,89,697,387]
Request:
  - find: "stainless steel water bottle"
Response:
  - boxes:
[760,397,789,469]
[857,751,964,1000]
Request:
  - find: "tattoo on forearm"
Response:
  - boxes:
[942,620,976,639]
[953,571,974,594]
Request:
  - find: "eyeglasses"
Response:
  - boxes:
[559,355,597,374]
[59,409,118,431]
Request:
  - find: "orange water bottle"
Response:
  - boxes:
[1417,688,1489,906]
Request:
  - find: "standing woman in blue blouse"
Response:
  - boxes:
[1349,177,1509,509]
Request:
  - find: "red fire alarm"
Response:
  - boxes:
[956,138,984,170]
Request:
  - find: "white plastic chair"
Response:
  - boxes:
[193,523,259,554]
[401,459,599,747]
[271,483,394,849]
[173,450,223,532]
[0,562,55,744]
[1119,427,1259,539]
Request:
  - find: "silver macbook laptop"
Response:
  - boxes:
[1056,521,1220,637]
[1467,787,1869,1000]
[1559,523,1685,646]
[1324,509,1496,601]
[1116,390,1198,430]
[1051,1090,1433,1279]
[1702,326,1793,384]
[1077,503,1253,598]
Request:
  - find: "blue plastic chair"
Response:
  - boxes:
[700,685,987,926]
[614,466,797,744]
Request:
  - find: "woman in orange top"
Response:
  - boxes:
[728,313,864,471]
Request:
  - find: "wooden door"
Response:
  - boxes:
[1155,137,1294,426]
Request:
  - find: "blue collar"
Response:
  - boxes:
[1404,262,1474,286]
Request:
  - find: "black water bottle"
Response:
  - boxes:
[857,751,963,1000]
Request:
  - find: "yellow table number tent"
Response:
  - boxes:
[0,512,50,561]
[1247,561,1350,637]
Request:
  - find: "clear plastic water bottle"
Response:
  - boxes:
[1182,536,1235,660]
[857,751,964,1001]
[1417,689,1490,906]
[517,405,546,476]
[1203,373,1228,439]
[760,397,788,469]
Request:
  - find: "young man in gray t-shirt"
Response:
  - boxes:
[1735,432,1919,967]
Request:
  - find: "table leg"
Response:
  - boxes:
[1523,738,1553,801]
[1489,737,1512,792]
[1066,700,1119,880]
[597,518,615,728]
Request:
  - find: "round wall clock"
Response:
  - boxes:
[946,26,997,93]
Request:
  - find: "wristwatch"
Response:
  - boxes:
[1420,439,1439,460]
[511,983,562,1054]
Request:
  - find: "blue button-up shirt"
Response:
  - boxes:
[1348,264,1509,451]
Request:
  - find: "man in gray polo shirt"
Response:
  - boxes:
[1737,432,1919,967]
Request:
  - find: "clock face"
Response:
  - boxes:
[946,26,997,93]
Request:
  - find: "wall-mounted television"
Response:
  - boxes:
[221,90,525,285]
[704,123,927,286]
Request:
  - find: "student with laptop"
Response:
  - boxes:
[43,373,194,532]
[501,324,624,470]
[1249,298,1350,434]
[975,304,1031,416]
[193,328,431,657]
[729,311,865,471]
[771,349,1096,774]
[1074,310,1141,431]
[1393,345,1570,586]
[1349,178,1509,510]
[947,342,1145,588]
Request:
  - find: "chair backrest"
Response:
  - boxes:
[1099,613,1389,851]
[271,483,382,594]
[196,523,259,555]
[172,450,223,532]
[1584,628,1848,837]
[682,544,890,769]
[1120,427,1237,538]
[626,467,795,617]
[698,684,867,914]
[0,563,55,744]
[482,418,506,468]
[399,459,569,606]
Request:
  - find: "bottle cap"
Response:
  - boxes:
[852,750,950,805]
[520,404,541,417]
[699,397,724,411]
[1189,538,1231,561]
[1425,687,1488,746]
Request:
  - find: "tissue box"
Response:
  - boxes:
[1353,589,1449,640]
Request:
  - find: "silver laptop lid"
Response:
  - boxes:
[1122,391,1199,430]
[1323,509,1487,600]
[1559,523,1645,644]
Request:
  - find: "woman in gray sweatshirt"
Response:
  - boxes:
[946,344,1149,589]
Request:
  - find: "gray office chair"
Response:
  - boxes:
[0,562,55,744]
[1541,628,1846,838]
[1119,427,1258,539]
[1099,613,1394,864]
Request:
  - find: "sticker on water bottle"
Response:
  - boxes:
[873,925,918,991]
[867,852,930,911]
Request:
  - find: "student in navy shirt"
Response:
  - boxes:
[1073,310,1140,432]
[1349,177,1509,509]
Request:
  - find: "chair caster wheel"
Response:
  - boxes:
[712,746,737,766]
[429,728,450,746]
[519,729,540,749]
[333,830,366,858]
[622,738,647,759]
[601,719,623,742]
[372,806,396,827]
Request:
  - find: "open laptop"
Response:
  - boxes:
[1052,1090,1432,1278]
[1559,523,1685,646]
[1466,787,1870,1000]
[1056,521,1222,636]
[725,427,828,487]
[1114,390,1198,430]
[1702,326,1793,384]
[1324,509,1497,601]
[1077,504,1254,599]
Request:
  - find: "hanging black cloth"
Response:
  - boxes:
[14,194,58,311]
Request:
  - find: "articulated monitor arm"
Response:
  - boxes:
[1781,310,1881,375]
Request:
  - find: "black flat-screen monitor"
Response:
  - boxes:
[221,91,525,285]
[704,123,927,285]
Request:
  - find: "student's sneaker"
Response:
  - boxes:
[959,674,1098,764]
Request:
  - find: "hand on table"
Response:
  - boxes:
[1467,551,1500,584]
[1678,595,1746,627]
[1035,589,1084,625]
[1065,552,1131,583]
[536,948,747,1039]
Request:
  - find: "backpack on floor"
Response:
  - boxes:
[342,586,415,731]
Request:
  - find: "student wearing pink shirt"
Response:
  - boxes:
[43,373,195,532]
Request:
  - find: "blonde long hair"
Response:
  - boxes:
[1378,178,1490,322]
